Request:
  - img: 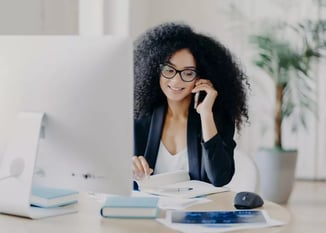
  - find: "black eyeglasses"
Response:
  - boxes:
[160,64,198,82]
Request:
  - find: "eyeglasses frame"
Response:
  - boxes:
[159,64,199,82]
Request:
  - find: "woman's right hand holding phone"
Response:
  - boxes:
[192,78,219,142]
[192,78,218,114]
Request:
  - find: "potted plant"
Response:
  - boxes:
[250,20,325,204]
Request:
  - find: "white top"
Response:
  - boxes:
[154,141,189,174]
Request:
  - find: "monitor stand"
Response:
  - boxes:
[0,112,77,219]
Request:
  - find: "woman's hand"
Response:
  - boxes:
[192,78,219,141]
[132,156,153,180]
[192,78,218,115]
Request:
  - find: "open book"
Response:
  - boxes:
[136,170,229,198]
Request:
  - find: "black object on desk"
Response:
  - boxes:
[234,191,264,209]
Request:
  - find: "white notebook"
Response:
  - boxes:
[137,170,229,198]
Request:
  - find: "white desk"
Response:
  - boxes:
[0,192,290,233]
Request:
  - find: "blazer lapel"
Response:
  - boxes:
[144,105,201,180]
[144,105,166,170]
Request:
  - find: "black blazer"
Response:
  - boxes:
[134,105,236,187]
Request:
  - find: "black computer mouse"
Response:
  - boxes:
[234,191,264,209]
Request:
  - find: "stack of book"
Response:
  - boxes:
[30,185,79,208]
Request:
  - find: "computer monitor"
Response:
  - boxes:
[0,36,133,201]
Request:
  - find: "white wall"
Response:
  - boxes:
[0,0,78,34]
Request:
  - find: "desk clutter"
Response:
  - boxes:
[0,184,288,232]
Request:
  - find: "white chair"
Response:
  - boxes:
[225,150,260,193]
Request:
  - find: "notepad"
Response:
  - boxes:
[100,196,159,218]
[137,170,229,198]
[30,185,79,208]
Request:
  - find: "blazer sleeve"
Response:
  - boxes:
[201,119,236,187]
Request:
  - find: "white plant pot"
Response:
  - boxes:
[255,148,297,204]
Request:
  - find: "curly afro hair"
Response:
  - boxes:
[134,22,249,131]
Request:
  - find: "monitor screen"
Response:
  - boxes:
[0,36,133,195]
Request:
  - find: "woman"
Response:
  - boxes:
[133,22,249,187]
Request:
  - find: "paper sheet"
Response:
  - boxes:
[157,210,286,233]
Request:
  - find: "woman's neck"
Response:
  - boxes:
[166,98,191,119]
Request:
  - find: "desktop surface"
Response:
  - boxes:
[0,191,291,233]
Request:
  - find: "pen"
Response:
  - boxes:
[159,187,193,192]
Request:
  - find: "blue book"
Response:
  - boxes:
[100,196,159,218]
[30,185,79,208]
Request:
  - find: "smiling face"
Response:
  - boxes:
[159,49,197,104]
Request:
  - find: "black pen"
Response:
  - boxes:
[159,187,193,192]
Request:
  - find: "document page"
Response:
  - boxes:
[137,170,229,198]
[158,210,285,233]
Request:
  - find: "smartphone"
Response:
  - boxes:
[194,91,206,109]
